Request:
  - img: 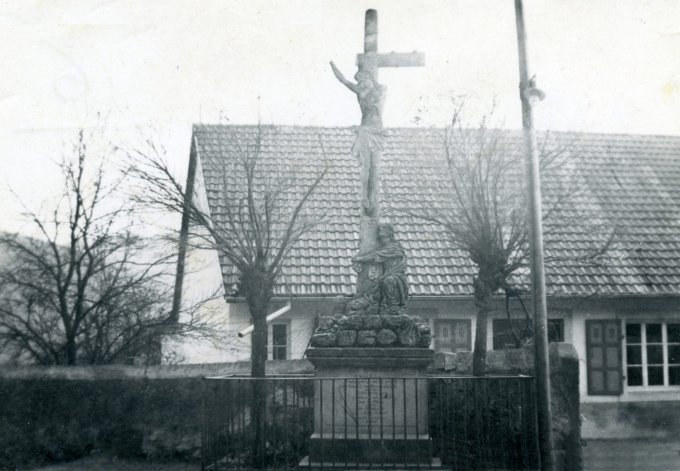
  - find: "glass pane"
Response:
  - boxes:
[627,366,642,386]
[648,366,664,385]
[626,323,641,343]
[590,370,604,392]
[493,319,524,350]
[606,347,619,368]
[668,324,680,343]
[273,346,286,360]
[590,323,602,343]
[273,324,286,345]
[669,345,680,364]
[626,345,642,365]
[606,371,620,393]
[589,347,603,368]
[548,319,564,342]
[669,366,680,386]
[647,323,662,343]
[647,345,663,364]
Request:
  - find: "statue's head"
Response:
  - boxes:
[378,223,395,243]
[354,70,374,87]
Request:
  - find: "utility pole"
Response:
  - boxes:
[513,1,554,470]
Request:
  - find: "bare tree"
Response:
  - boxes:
[127,125,327,468]
[400,107,612,376]
[0,131,209,366]
[126,125,328,378]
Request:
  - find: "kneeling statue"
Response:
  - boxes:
[352,223,409,311]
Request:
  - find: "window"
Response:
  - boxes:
[548,320,565,343]
[435,320,471,352]
[492,319,564,350]
[625,322,680,387]
[586,320,622,395]
[271,323,288,360]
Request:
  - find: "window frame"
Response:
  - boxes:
[268,321,290,361]
[624,321,680,389]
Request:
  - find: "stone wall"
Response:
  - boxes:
[0,361,313,469]
[581,401,680,440]
[433,343,582,471]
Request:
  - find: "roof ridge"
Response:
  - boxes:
[191,123,680,140]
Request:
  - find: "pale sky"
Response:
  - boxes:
[1,0,679,235]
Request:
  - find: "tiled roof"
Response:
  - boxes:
[193,124,680,298]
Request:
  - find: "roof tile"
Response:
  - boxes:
[195,125,680,298]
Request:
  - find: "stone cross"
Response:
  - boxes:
[331,9,424,294]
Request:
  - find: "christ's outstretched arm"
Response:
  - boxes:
[330,61,358,94]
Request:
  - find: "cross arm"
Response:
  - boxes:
[357,51,425,69]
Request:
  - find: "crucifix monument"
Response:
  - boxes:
[303,9,439,470]
[330,8,424,297]
[310,9,431,348]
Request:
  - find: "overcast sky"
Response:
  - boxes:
[1,0,679,235]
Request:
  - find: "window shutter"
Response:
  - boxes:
[435,320,471,352]
[586,320,623,395]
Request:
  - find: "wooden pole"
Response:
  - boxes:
[170,136,199,323]
[513,1,555,470]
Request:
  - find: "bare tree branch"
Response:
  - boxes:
[126,123,328,378]
[0,130,216,366]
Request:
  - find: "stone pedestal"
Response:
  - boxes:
[301,348,440,469]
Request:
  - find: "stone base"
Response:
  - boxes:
[309,434,432,463]
[299,456,442,470]
[306,347,434,369]
[305,347,435,466]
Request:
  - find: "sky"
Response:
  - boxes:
[1,0,679,235]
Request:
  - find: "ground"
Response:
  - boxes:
[24,439,680,470]
[27,456,199,471]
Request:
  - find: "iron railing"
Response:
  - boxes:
[430,377,539,470]
[202,375,538,470]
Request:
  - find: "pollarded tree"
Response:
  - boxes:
[128,125,327,469]
[127,125,328,378]
[403,107,612,376]
[0,131,209,366]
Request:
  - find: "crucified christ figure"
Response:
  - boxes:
[330,61,386,214]
[330,61,385,127]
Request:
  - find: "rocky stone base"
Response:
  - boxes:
[310,313,431,348]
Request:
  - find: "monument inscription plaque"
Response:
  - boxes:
[314,377,428,437]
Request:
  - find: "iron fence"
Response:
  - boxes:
[202,375,538,470]
[430,377,539,470]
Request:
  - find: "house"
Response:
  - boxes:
[181,124,680,440]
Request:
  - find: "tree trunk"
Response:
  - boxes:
[244,275,271,378]
[241,266,273,469]
[65,335,77,366]
[472,268,496,376]
[250,308,268,377]
[472,305,490,376]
